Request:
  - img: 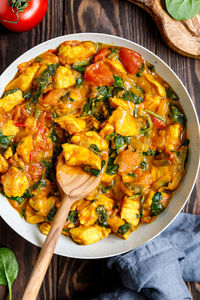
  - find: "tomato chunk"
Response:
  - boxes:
[94,48,111,62]
[151,116,166,129]
[119,48,143,75]
[84,61,114,86]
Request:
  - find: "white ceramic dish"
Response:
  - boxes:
[0,33,199,259]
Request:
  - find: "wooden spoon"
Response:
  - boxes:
[22,153,107,300]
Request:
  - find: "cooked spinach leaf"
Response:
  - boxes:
[96,205,108,227]
[113,75,125,90]
[3,88,18,97]
[117,222,130,235]
[136,63,145,77]
[41,160,54,180]
[60,92,74,103]
[90,144,101,154]
[32,63,59,104]
[121,90,144,104]
[72,60,90,72]
[82,98,94,116]
[67,210,78,224]
[106,157,119,175]
[151,192,164,216]
[143,149,159,156]
[46,206,57,222]
[115,134,130,153]
[83,160,106,177]
[75,77,83,88]
[32,176,46,190]
[169,103,186,125]
[0,130,12,151]
[140,161,148,170]
[166,87,179,100]
[108,47,119,58]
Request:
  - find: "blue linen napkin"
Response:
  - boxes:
[93,213,200,300]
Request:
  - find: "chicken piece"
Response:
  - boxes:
[5,63,40,92]
[109,97,135,112]
[62,143,102,170]
[55,115,86,134]
[29,196,57,217]
[165,124,182,151]
[2,120,19,136]
[54,66,76,89]
[121,196,140,226]
[0,90,24,112]
[36,51,59,65]
[58,41,96,65]
[78,201,98,226]
[40,222,51,235]
[108,216,130,239]
[144,93,161,111]
[151,165,172,182]
[117,149,141,174]
[0,154,9,173]
[25,203,45,224]
[105,58,126,73]
[108,107,139,136]
[95,194,114,212]
[144,74,166,98]
[3,147,13,160]
[141,189,155,223]
[16,135,33,163]
[71,131,108,151]
[1,166,29,197]
[99,123,114,139]
[69,225,111,245]
[101,173,116,185]
[42,88,67,107]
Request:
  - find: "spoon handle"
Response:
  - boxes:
[22,195,72,300]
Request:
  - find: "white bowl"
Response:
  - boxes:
[0,33,199,259]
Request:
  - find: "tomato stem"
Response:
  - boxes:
[1,0,30,24]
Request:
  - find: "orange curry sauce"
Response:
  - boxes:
[0,41,188,245]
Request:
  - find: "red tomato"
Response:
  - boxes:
[151,116,166,129]
[94,48,111,62]
[0,0,48,32]
[119,48,143,74]
[84,61,114,86]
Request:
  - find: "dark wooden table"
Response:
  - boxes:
[0,1,200,299]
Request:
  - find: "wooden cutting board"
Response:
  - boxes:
[128,0,200,58]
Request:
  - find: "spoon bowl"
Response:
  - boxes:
[22,153,107,300]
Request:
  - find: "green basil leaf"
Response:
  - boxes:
[0,248,18,300]
[166,0,200,20]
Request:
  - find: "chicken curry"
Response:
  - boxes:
[0,40,189,245]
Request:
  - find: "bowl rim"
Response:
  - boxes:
[0,32,200,259]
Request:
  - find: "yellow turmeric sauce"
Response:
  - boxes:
[0,41,188,245]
